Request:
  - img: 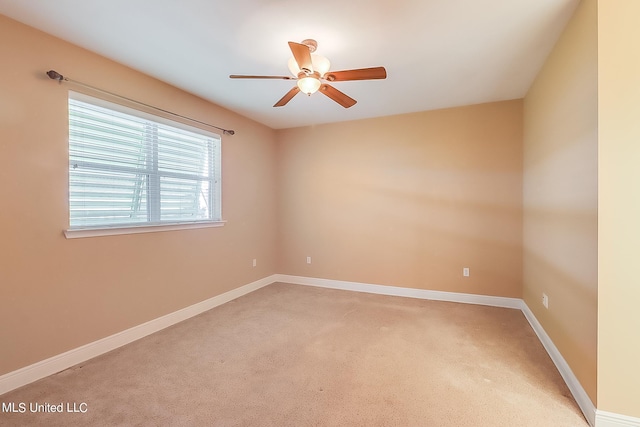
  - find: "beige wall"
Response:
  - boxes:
[277,101,523,298]
[0,15,278,376]
[522,0,598,404]
[597,0,640,418]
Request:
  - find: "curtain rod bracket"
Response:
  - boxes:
[46,69,235,136]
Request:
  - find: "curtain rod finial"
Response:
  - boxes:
[224,130,235,136]
[46,70,64,81]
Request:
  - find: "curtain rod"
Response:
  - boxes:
[46,70,235,136]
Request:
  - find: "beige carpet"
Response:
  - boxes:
[0,282,587,426]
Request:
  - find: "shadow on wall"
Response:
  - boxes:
[522,205,597,401]
[281,163,523,298]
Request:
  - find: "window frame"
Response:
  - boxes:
[65,91,225,239]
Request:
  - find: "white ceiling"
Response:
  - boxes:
[0,0,579,129]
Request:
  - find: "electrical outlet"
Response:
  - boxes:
[463,267,470,277]
[306,256,312,264]
[542,293,549,309]
[252,259,257,267]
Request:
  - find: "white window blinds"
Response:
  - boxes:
[68,94,221,229]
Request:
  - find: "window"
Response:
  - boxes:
[67,93,221,232]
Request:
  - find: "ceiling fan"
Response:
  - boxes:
[229,39,387,108]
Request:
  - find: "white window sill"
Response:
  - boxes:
[64,220,226,239]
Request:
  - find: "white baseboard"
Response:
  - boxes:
[0,274,277,396]
[274,274,522,309]
[520,302,596,426]
[596,410,640,427]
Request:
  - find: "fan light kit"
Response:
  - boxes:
[230,39,387,108]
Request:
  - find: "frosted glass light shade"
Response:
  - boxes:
[297,77,321,95]
[287,57,300,76]
[311,54,331,77]
[287,54,331,77]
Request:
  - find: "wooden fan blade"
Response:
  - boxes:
[274,86,301,107]
[319,84,357,108]
[324,67,387,82]
[288,41,313,73]
[230,75,294,80]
